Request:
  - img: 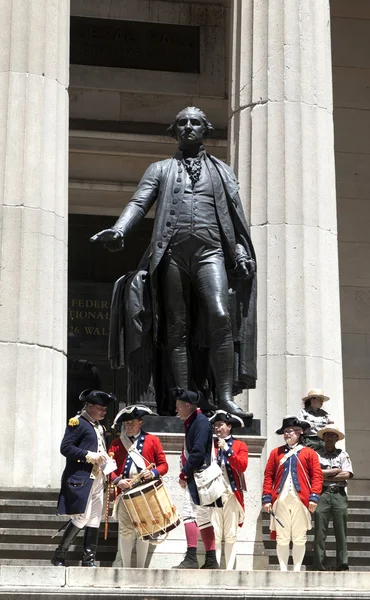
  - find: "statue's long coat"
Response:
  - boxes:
[109,152,257,406]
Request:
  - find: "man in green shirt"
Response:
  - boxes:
[313,424,354,571]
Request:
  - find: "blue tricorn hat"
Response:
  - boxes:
[275,415,310,435]
[79,389,116,407]
[208,410,244,428]
[170,387,201,405]
[113,405,153,425]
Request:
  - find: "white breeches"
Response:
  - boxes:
[115,497,149,568]
[71,474,105,529]
[116,496,137,537]
[273,494,311,546]
[182,486,213,530]
[211,494,240,543]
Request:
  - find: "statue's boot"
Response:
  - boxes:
[218,397,253,420]
[51,521,81,566]
[81,526,99,567]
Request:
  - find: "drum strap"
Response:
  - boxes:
[120,431,147,472]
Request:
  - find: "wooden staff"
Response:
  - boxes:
[104,452,115,540]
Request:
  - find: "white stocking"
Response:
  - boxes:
[119,533,134,568]
[215,541,222,566]
[292,543,306,572]
[136,538,149,568]
[224,541,237,570]
[276,543,290,571]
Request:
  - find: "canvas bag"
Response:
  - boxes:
[193,459,229,506]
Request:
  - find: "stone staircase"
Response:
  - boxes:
[1,488,369,572]
[0,488,118,566]
[2,566,370,599]
[262,495,370,570]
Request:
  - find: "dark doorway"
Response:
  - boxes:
[67,213,153,431]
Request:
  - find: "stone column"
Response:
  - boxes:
[0,0,70,487]
[229,0,344,449]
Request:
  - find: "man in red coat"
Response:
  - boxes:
[109,405,168,568]
[262,416,323,571]
[209,410,248,570]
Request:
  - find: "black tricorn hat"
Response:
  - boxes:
[79,389,116,408]
[113,405,153,425]
[209,410,244,428]
[275,415,310,435]
[170,387,201,405]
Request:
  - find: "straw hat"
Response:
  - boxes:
[302,389,330,403]
[317,424,344,441]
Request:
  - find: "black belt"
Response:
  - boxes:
[323,486,345,494]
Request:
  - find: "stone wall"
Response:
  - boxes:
[331,1,370,493]
[69,0,229,217]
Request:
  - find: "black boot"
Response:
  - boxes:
[201,550,220,569]
[81,526,100,567]
[51,522,81,566]
[172,547,199,569]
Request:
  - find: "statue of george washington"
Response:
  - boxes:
[91,107,257,417]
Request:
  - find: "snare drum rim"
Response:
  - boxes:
[141,518,181,541]
[123,478,162,499]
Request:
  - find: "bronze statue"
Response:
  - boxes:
[91,107,257,417]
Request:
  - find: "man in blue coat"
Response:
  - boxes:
[51,389,116,567]
[172,388,219,570]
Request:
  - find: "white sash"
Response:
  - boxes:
[279,444,304,466]
[120,430,147,471]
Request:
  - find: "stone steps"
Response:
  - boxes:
[0,488,59,501]
[0,488,369,571]
[2,566,370,599]
[261,497,370,569]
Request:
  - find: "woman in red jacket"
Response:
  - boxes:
[262,416,323,571]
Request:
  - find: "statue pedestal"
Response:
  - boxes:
[144,415,260,435]
[141,427,266,570]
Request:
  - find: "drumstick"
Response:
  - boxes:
[129,463,156,487]
[128,463,155,488]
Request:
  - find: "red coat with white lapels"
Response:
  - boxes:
[109,433,168,481]
[213,437,248,512]
[262,445,323,508]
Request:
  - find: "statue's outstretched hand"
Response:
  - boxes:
[90,228,125,252]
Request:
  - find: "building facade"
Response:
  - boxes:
[0,0,369,501]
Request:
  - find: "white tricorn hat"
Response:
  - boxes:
[317,424,344,441]
[302,389,330,403]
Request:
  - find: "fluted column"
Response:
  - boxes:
[0,0,70,486]
[229,0,344,449]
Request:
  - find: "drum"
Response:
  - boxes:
[122,478,181,542]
